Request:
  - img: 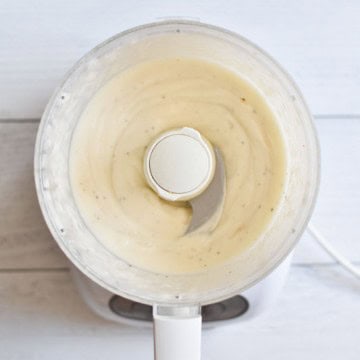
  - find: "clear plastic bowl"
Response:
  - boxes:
[34,20,319,306]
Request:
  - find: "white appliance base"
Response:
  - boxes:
[71,254,292,328]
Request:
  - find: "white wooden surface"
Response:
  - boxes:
[1,267,359,360]
[0,1,360,359]
[1,0,360,118]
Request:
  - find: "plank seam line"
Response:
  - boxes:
[0,268,70,273]
[1,263,359,273]
[293,262,360,267]
[0,118,39,123]
[313,114,360,119]
[0,114,360,123]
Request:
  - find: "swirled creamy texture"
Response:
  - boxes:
[70,59,287,274]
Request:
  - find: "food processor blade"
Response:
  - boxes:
[186,148,226,234]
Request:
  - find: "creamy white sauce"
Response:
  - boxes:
[70,58,287,274]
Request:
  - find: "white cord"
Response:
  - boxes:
[307,222,360,279]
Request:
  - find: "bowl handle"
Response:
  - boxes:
[153,304,202,360]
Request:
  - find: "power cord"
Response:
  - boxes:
[307,223,360,279]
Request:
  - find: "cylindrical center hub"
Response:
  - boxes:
[144,127,216,201]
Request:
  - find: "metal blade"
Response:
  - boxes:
[185,148,226,234]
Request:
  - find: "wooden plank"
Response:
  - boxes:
[0,266,358,359]
[0,122,67,269]
[0,118,359,269]
[0,0,360,119]
[294,117,360,264]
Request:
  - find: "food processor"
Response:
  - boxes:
[34,21,319,359]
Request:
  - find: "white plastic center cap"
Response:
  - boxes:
[144,127,216,201]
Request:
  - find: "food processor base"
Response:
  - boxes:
[71,253,292,328]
